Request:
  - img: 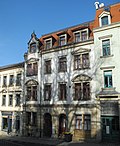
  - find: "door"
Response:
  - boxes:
[43,113,52,137]
[59,114,66,137]
[101,116,119,141]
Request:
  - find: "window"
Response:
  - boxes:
[30,43,36,53]
[74,53,89,69]
[44,60,51,74]
[74,29,88,42]
[27,112,37,126]
[26,62,38,76]
[81,31,87,41]
[44,84,51,101]
[104,70,112,88]
[59,35,66,46]
[16,73,21,86]
[74,82,90,100]
[102,39,110,56]
[27,86,37,101]
[3,76,7,87]
[101,16,108,26]
[45,40,52,49]
[59,57,67,72]
[9,75,14,86]
[75,114,91,131]
[9,95,13,106]
[59,83,66,100]
[2,95,6,106]
[84,115,91,130]
[74,32,80,42]
[0,76,1,86]
[76,115,82,129]
[16,94,21,106]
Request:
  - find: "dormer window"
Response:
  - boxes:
[81,31,87,41]
[59,35,66,46]
[45,38,52,49]
[101,16,108,26]
[30,43,36,53]
[74,32,80,42]
[99,11,111,27]
[74,29,89,43]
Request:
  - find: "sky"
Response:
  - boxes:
[0,0,119,66]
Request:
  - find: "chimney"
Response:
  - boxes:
[94,1,99,9]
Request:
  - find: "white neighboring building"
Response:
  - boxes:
[93,2,120,141]
[0,63,24,135]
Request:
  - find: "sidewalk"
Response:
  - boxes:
[0,132,120,146]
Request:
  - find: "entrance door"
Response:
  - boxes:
[59,114,66,137]
[16,116,20,132]
[101,116,119,141]
[43,113,52,137]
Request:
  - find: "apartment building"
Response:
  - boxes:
[93,2,120,141]
[0,1,119,142]
[0,63,24,135]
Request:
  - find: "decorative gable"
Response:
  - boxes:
[72,74,92,82]
[71,48,91,55]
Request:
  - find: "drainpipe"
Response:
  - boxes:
[39,50,42,138]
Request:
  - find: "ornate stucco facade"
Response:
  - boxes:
[0,2,120,142]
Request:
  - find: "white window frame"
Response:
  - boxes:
[74,28,89,42]
[59,34,67,46]
[44,38,52,49]
[99,11,111,27]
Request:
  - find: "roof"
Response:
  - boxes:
[0,62,24,71]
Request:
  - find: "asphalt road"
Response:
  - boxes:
[0,139,51,146]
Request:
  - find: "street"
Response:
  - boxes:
[0,139,50,146]
[0,139,120,146]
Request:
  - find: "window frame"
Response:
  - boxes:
[44,84,51,101]
[104,70,113,88]
[99,11,111,27]
[29,43,37,53]
[44,60,51,74]
[59,83,67,101]
[45,38,52,49]
[27,85,37,101]
[3,76,7,87]
[26,62,38,76]
[59,34,67,46]
[16,94,21,106]
[2,95,6,106]
[58,56,67,72]
[102,39,111,56]
[74,82,90,101]
[16,73,21,86]
[9,94,13,106]
[74,53,90,70]
[74,29,89,43]
[9,74,14,86]
[75,114,91,131]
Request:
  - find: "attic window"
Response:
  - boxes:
[101,16,108,26]
[99,11,111,27]
[30,43,36,53]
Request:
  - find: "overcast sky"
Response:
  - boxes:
[0,0,119,66]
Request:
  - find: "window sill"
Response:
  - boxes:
[74,67,90,70]
[100,54,114,58]
[101,87,116,91]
